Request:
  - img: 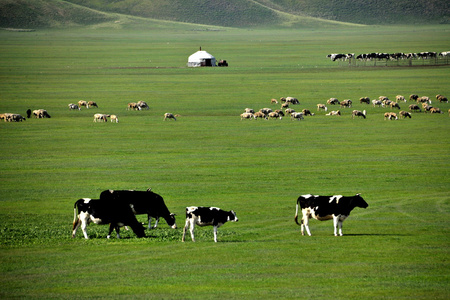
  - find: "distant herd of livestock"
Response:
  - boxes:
[72,188,369,241]
[0,99,179,123]
[327,51,450,62]
[240,94,449,121]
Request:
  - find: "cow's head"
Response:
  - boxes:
[168,213,177,229]
[354,193,369,208]
[228,210,238,222]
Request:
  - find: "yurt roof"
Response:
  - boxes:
[188,50,215,61]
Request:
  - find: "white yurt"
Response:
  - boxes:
[187,47,216,67]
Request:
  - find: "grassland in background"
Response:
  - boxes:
[0,24,449,299]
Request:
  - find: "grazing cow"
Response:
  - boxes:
[99,189,177,229]
[32,109,51,118]
[240,112,254,120]
[352,110,366,119]
[253,111,267,120]
[137,101,149,110]
[78,100,88,108]
[359,97,370,104]
[327,98,340,105]
[259,108,272,115]
[87,101,98,109]
[244,108,254,114]
[127,102,140,110]
[93,113,109,122]
[340,99,352,108]
[384,112,398,120]
[294,194,368,236]
[302,109,314,116]
[396,95,406,102]
[409,104,421,112]
[409,94,419,102]
[436,94,448,103]
[268,112,282,120]
[429,107,443,114]
[164,113,177,121]
[110,115,119,123]
[291,112,304,120]
[182,206,238,242]
[281,102,289,109]
[3,113,26,122]
[417,96,431,104]
[285,97,299,104]
[399,111,412,119]
[317,104,327,111]
[285,108,295,115]
[72,198,146,239]
[390,102,401,109]
[326,110,341,116]
[372,100,382,107]
[68,103,80,110]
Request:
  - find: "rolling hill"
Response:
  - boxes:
[0,0,449,29]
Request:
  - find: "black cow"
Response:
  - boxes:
[294,194,368,236]
[99,189,177,229]
[72,198,145,239]
[182,206,238,242]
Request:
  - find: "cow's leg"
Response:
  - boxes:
[153,217,159,229]
[72,218,81,238]
[189,219,196,242]
[115,226,121,239]
[182,218,190,242]
[107,223,119,239]
[79,213,90,239]
[148,215,152,229]
[333,216,341,236]
[213,226,218,242]
[302,210,312,236]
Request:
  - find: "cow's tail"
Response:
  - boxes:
[294,198,301,226]
[73,199,84,226]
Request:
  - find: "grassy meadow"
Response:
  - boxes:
[0,24,449,299]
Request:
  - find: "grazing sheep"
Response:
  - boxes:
[317,104,327,111]
[359,97,370,104]
[3,113,26,122]
[254,111,267,120]
[291,112,304,120]
[110,115,119,123]
[379,96,389,101]
[352,110,366,119]
[396,95,406,102]
[137,101,149,110]
[260,108,272,115]
[423,104,433,112]
[409,104,421,112]
[93,113,109,122]
[164,113,177,121]
[372,100,382,107]
[68,103,80,110]
[270,98,278,104]
[390,102,401,109]
[281,102,289,109]
[382,99,392,107]
[326,110,341,116]
[78,100,88,108]
[244,108,254,114]
[384,112,398,120]
[33,109,51,118]
[327,98,340,105]
[399,111,412,119]
[240,113,254,120]
[0,113,9,121]
[340,99,352,108]
[87,101,98,109]
[302,109,314,116]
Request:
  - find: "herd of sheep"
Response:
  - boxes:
[1,99,179,123]
[240,94,449,121]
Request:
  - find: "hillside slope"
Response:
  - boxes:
[0,0,448,29]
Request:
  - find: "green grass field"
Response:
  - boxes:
[0,24,449,299]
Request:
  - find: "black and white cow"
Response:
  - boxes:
[72,198,146,239]
[182,206,238,242]
[99,189,177,229]
[294,194,368,236]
